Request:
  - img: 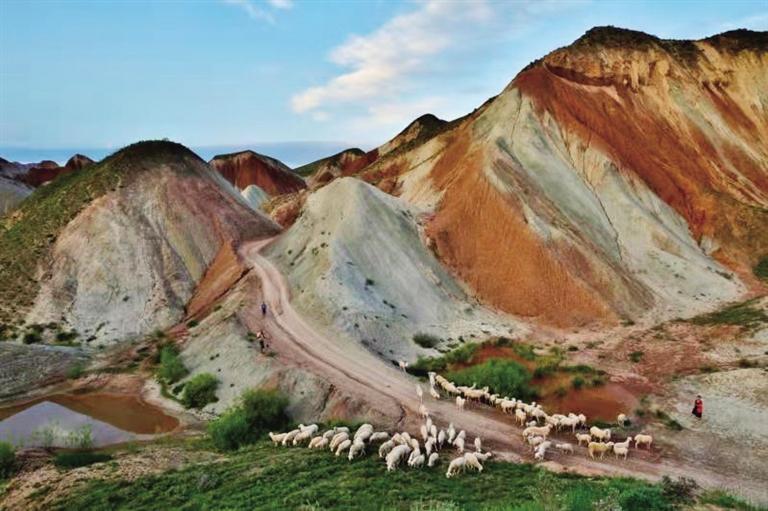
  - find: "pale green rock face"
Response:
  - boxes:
[0,176,31,215]
[266,177,526,363]
[241,184,269,211]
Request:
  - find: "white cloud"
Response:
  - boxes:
[268,0,293,9]
[290,0,492,114]
[223,0,294,24]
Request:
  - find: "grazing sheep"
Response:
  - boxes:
[578,414,587,427]
[416,384,424,402]
[456,430,466,440]
[589,426,611,442]
[523,425,552,439]
[419,404,430,419]
[556,443,574,454]
[447,424,456,443]
[515,409,527,426]
[426,417,433,432]
[474,437,482,453]
[463,452,484,472]
[454,437,465,454]
[268,432,288,446]
[575,433,592,447]
[421,424,429,442]
[613,445,629,460]
[292,429,315,446]
[613,437,633,450]
[369,432,390,443]
[634,434,653,450]
[534,441,551,461]
[379,440,395,458]
[429,387,441,400]
[501,400,517,414]
[282,429,300,446]
[588,441,614,459]
[401,432,413,445]
[408,447,422,466]
[335,439,352,456]
[348,441,366,461]
[526,421,538,427]
[321,429,336,440]
[386,444,411,471]
[446,456,467,478]
[330,432,350,451]
[430,424,437,438]
[456,396,466,410]
[410,438,420,451]
[425,437,436,456]
[300,424,319,436]
[428,372,437,388]
[308,436,324,449]
[560,416,580,433]
[428,452,439,467]
[527,435,545,451]
[354,424,374,440]
[409,453,425,468]
[398,360,408,372]
[437,430,446,449]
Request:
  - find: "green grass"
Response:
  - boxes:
[208,389,289,451]
[182,373,219,409]
[754,256,768,281]
[54,451,112,470]
[447,359,536,400]
[49,440,684,511]
[408,343,479,375]
[0,140,201,323]
[699,490,764,510]
[691,298,768,329]
[156,345,188,384]
[413,333,441,349]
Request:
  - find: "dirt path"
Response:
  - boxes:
[240,237,767,505]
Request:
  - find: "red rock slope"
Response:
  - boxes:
[209,150,306,196]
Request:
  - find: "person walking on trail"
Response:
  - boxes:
[261,302,267,317]
[692,394,703,419]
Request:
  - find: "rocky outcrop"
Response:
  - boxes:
[64,154,94,171]
[16,141,280,345]
[0,176,32,215]
[209,150,306,196]
[296,148,379,188]
[315,27,765,327]
[265,177,524,363]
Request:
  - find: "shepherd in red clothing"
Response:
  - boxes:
[692,395,703,419]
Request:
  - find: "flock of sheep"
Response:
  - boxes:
[267,370,655,478]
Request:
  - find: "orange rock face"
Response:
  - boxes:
[209,150,306,196]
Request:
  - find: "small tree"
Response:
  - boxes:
[208,389,289,451]
[157,345,188,384]
[182,373,219,409]
[0,442,15,479]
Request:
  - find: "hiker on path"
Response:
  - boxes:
[692,394,703,419]
[261,302,267,317]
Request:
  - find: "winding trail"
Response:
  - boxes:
[239,237,767,505]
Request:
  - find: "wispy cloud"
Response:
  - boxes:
[291,0,491,114]
[718,12,768,31]
[222,0,293,24]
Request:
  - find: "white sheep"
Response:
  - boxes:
[463,452,484,472]
[556,443,574,454]
[613,445,629,460]
[348,441,366,461]
[308,436,326,449]
[369,432,390,443]
[354,424,374,441]
[335,439,352,456]
[420,424,429,442]
[379,440,395,458]
[416,384,424,402]
[527,435,545,451]
[419,404,430,419]
[515,409,527,426]
[408,447,422,466]
[589,426,611,442]
[526,420,538,427]
[282,429,300,446]
[456,396,466,410]
[617,413,627,425]
[588,441,614,459]
[522,424,552,439]
[454,437,465,454]
[560,416,580,433]
[425,437,436,456]
[330,432,349,451]
[447,423,456,444]
[429,387,441,400]
[430,424,437,439]
[534,442,551,461]
[426,417,433,432]
[575,433,592,446]
[300,424,319,436]
[474,437,482,453]
[398,360,408,372]
[321,429,336,440]
[292,429,314,446]
[386,444,411,471]
[437,429,446,448]
[409,453,425,468]
[268,432,288,446]
[428,371,437,388]
[634,434,653,450]
[428,452,439,467]
[613,437,633,450]
[446,456,467,478]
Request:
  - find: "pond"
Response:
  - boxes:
[0,393,179,447]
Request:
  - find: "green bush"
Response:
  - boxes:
[182,373,219,409]
[629,351,644,363]
[0,441,15,478]
[447,359,536,400]
[54,451,112,469]
[157,345,188,384]
[619,486,671,511]
[413,333,441,349]
[699,489,761,510]
[754,256,768,281]
[186,319,199,328]
[66,363,85,380]
[571,376,585,390]
[409,343,479,375]
[209,389,290,451]
[22,331,42,344]
[691,298,768,329]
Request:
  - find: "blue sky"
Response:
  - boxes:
[1,0,766,166]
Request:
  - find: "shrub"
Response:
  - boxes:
[754,256,768,281]
[619,486,671,511]
[54,451,112,469]
[699,489,760,510]
[447,359,536,400]
[571,376,585,390]
[409,343,479,375]
[660,476,699,503]
[182,373,219,409]
[55,330,79,343]
[691,298,768,329]
[413,333,440,349]
[22,331,42,344]
[737,358,758,368]
[0,441,15,478]
[554,386,567,398]
[629,351,644,363]
[512,343,537,361]
[157,345,188,384]
[186,319,199,328]
[533,362,558,379]
[66,425,94,449]
[66,363,85,380]
[208,389,290,451]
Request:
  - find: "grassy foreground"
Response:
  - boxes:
[48,439,713,511]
